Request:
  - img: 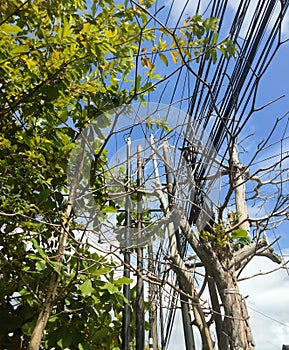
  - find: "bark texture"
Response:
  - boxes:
[177,208,256,349]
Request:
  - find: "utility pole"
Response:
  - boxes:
[232,146,250,233]
[162,141,196,350]
[136,144,145,350]
[148,241,158,350]
[122,137,131,350]
[231,145,255,347]
[148,134,160,350]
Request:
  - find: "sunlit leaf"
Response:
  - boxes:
[79,280,94,297]
[231,228,248,239]
[170,50,178,64]
[1,23,22,34]
[114,276,133,285]
[100,282,119,294]
[159,53,168,66]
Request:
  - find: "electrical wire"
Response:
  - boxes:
[151,0,289,348]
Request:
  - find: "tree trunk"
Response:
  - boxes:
[28,221,70,350]
[178,208,255,350]
[27,139,85,350]
[215,268,255,350]
[27,269,61,350]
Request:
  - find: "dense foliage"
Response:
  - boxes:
[0,0,237,349]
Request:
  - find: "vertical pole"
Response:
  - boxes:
[231,146,255,346]
[163,141,196,350]
[148,243,158,349]
[232,146,250,233]
[159,293,165,350]
[148,134,159,350]
[122,137,131,350]
[162,141,173,207]
[136,144,145,350]
[179,290,196,350]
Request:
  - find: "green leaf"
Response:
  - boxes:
[22,320,37,336]
[36,260,46,271]
[94,266,111,275]
[135,74,142,90]
[204,16,219,31]
[234,236,251,250]
[11,46,28,54]
[212,32,218,45]
[231,228,248,239]
[48,260,64,273]
[141,81,154,92]
[78,344,89,350]
[100,282,119,294]
[102,206,118,213]
[31,238,46,259]
[57,328,73,349]
[114,276,133,285]
[48,316,58,323]
[210,48,217,64]
[62,17,72,38]
[79,279,94,297]
[1,24,22,34]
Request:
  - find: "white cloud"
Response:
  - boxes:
[239,256,289,350]
[168,256,289,349]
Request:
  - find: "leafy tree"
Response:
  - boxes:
[0,1,155,349]
[0,0,238,349]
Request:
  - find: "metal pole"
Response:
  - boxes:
[122,137,131,350]
[136,144,145,350]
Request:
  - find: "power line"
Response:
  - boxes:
[248,304,289,329]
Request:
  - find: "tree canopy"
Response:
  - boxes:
[0,0,249,349]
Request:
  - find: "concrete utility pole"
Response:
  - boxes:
[232,146,250,233]
[122,137,131,350]
[136,144,145,350]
